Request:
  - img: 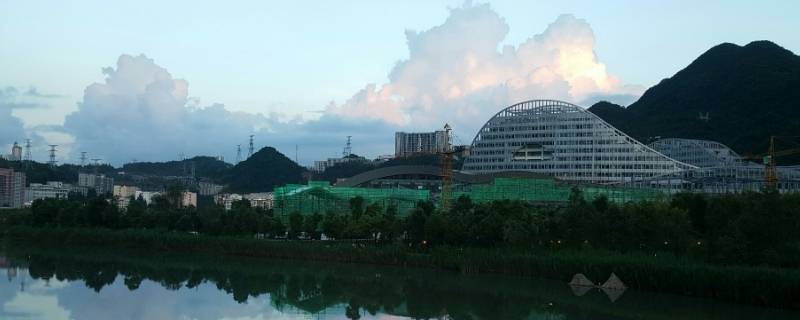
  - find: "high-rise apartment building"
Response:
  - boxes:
[0,168,26,208]
[394,129,449,157]
[78,173,114,195]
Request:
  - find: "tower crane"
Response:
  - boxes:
[743,136,800,190]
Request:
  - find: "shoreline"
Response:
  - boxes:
[3,226,800,310]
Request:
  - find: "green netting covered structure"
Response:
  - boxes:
[273,181,430,216]
[453,178,664,204]
[273,178,662,216]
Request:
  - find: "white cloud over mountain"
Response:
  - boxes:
[43,3,639,165]
[327,3,641,132]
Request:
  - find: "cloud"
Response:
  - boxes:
[0,88,28,147]
[59,3,641,165]
[0,86,54,109]
[327,3,641,139]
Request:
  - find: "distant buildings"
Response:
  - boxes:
[395,128,449,157]
[134,191,161,205]
[198,181,223,196]
[215,192,273,210]
[243,192,273,210]
[78,173,114,195]
[25,182,70,203]
[312,154,369,173]
[0,168,25,208]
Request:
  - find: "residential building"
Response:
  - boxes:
[0,168,25,208]
[113,185,141,210]
[395,129,449,157]
[78,173,114,194]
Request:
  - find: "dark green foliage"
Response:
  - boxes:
[223,147,305,193]
[121,156,232,180]
[0,158,114,184]
[588,41,800,161]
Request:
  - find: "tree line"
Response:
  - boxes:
[2,188,799,267]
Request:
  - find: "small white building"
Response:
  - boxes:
[25,182,70,203]
[244,192,273,210]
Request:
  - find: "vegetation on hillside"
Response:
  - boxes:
[588,41,800,161]
[222,147,305,193]
[121,156,231,180]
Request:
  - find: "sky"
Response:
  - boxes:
[1,0,799,166]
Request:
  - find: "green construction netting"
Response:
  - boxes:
[273,181,430,216]
[273,178,663,216]
[453,178,664,203]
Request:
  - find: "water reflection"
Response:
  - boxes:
[0,244,798,320]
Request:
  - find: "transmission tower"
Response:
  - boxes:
[236,144,242,163]
[48,145,58,167]
[343,136,352,157]
[80,152,87,166]
[24,139,31,161]
[248,135,254,158]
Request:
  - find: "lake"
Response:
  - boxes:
[0,243,798,320]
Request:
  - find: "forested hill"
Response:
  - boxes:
[588,40,800,158]
[223,147,306,193]
[121,156,231,180]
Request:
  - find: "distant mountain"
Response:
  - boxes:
[588,40,800,158]
[223,147,305,193]
[121,156,231,180]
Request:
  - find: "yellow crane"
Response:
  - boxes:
[744,136,800,190]
[439,124,454,209]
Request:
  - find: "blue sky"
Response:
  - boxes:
[2,0,799,165]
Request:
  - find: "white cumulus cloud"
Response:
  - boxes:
[327,3,641,136]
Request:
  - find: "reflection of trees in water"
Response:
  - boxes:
[8,246,797,320]
[11,248,562,319]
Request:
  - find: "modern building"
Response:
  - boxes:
[643,138,800,193]
[463,100,694,184]
[78,173,114,194]
[462,100,800,194]
[25,182,70,203]
[0,168,25,208]
[395,127,450,157]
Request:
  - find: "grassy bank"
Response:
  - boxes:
[4,226,800,310]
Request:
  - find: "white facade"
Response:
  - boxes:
[244,192,273,209]
[463,100,694,184]
[312,155,369,173]
[25,182,70,203]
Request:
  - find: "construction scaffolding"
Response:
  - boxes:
[453,178,664,204]
[273,181,430,216]
[272,178,663,216]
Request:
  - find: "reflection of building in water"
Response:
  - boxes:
[7,267,17,281]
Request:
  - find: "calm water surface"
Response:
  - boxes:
[0,244,798,320]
